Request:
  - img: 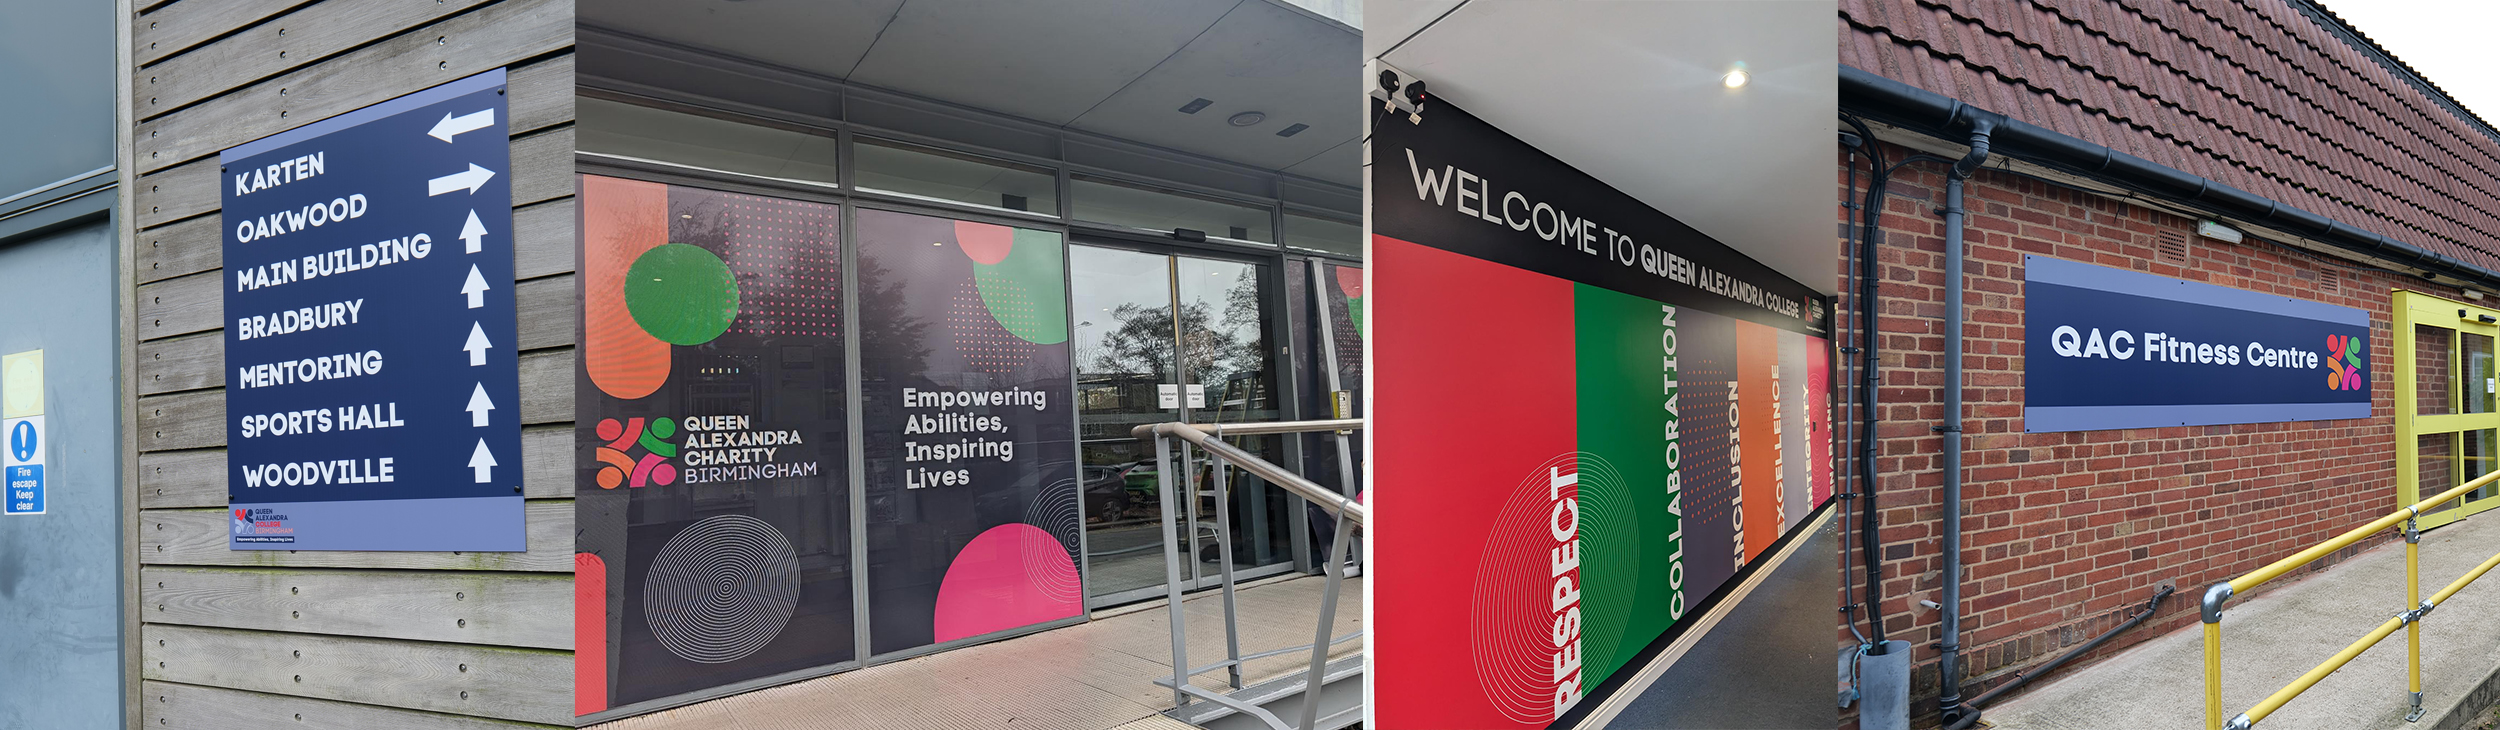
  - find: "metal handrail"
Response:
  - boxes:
[1137,418,1364,730]
[1133,420,1366,524]
[2201,469,2500,729]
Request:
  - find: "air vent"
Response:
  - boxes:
[2155,230,2192,266]
[2319,267,2341,293]
[1178,98,1213,114]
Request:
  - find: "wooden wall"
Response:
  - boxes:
[127,0,575,726]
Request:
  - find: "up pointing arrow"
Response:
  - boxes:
[468,439,498,483]
[459,210,487,253]
[427,109,495,143]
[462,265,490,309]
[464,322,492,366]
[428,164,494,196]
[466,383,496,427]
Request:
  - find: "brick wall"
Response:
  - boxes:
[1833,143,2457,729]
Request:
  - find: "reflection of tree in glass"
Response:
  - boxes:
[856,252,930,380]
[1091,301,1242,385]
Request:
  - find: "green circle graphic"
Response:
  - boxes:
[624,243,741,345]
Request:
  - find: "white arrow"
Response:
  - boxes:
[464,322,492,366]
[462,264,490,309]
[466,383,496,427]
[468,439,498,483]
[427,109,496,143]
[459,210,487,253]
[428,164,494,196]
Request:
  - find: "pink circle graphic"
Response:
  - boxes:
[954,221,1015,265]
[932,523,1082,643]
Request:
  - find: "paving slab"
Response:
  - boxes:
[1984,511,2500,730]
[593,574,1363,730]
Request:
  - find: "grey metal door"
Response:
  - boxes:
[0,219,122,729]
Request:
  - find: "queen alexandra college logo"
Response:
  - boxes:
[595,416,680,489]
[2326,334,2365,391]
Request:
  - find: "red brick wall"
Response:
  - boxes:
[1832,143,2458,729]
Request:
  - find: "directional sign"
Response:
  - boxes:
[220,68,522,551]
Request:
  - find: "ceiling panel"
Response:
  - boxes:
[1362,0,1465,59]
[1283,138,1361,187]
[1069,0,1361,183]
[846,0,1238,125]
[1379,0,1839,294]
[579,0,905,81]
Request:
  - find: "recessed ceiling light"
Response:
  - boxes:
[1228,111,1266,127]
[1723,69,1749,89]
[1276,123,1309,138]
[1178,98,1213,114]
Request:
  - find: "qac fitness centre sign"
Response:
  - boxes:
[2023,255,2370,432]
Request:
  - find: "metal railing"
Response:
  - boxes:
[2201,469,2500,729]
[1132,418,1365,730]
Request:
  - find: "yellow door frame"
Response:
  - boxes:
[2393,289,2500,530]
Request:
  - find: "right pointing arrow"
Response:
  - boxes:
[459,210,487,253]
[428,164,495,196]
[466,383,495,427]
[462,265,490,309]
[468,439,498,483]
[463,322,492,366]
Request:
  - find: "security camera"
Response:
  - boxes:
[1366,59,1426,123]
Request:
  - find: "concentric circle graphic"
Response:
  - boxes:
[642,515,801,664]
[1468,452,1640,723]
[1022,477,1086,605]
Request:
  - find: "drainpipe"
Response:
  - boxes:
[1937,113,1994,730]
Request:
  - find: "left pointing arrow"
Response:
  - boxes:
[427,109,496,143]
[462,264,490,309]
[464,322,493,366]
[428,164,495,196]
[469,439,498,483]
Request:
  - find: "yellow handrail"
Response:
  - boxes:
[2201,468,2500,729]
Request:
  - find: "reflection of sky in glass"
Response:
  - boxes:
[1071,246,1172,384]
[577,98,838,185]
[1071,177,1273,242]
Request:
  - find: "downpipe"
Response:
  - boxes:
[1937,115,1994,730]
[1942,585,2175,730]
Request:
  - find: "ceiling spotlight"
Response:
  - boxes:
[1228,111,1266,127]
[1723,68,1750,89]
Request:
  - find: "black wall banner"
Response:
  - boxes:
[1372,102,1828,339]
[856,208,1082,656]
[575,176,853,712]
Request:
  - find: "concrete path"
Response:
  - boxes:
[593,574,1362,730]
[1985,511,2500,730]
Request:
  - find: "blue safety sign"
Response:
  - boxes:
[3,416,43,516]
[220,69,522,550]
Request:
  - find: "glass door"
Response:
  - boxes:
[2397,291,2500,530]
[1072,244,1295,606]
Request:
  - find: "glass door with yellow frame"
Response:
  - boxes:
[2396,290,2500,529]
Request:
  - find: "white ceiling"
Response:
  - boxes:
[1370,0,1839,294]
[579,0,1363,186]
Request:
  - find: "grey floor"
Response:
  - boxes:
[1605,512,1839,729]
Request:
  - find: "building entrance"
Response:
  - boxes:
[1071,244,1297,606]
[2398,290,2500,529]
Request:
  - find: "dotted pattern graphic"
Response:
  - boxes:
[642,515,803,665]
[948,280,1040,374]
[717,195,842,339]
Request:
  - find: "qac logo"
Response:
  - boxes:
[595,417,679,489]
[2326,334,2366,391]
[233,508,252,535]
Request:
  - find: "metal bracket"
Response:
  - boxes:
[2405,518,2421,544]
[2226,712,2255,730]
[2402,599,2436,625]
[2202,583,2235,624]
[2407,691,2426,723]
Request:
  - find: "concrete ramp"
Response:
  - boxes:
[1984,512,2500,730]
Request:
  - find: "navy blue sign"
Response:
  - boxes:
[222,69,521,550]
[2023,256,2370,432]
